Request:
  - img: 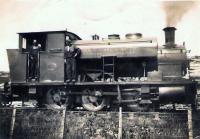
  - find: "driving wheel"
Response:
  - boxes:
[81,89,106,111]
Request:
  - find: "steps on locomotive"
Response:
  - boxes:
[102,56,115,81]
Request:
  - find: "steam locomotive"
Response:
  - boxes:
[0,27,197,111]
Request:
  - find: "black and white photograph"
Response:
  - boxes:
[0,0,200,138]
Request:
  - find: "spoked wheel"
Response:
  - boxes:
[81,89,106,111]
[46,88,69,108]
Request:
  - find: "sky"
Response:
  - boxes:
[0,0,200,71]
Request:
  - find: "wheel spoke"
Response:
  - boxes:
[95,102,99,106]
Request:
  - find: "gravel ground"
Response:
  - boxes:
[0,108,196,139]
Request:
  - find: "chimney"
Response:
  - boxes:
[163,27,176,47]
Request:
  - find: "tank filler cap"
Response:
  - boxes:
[108,34,120,40]
[125,33,142,39]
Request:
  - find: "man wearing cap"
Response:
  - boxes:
[29,40,41,81]
[64,36,81,83]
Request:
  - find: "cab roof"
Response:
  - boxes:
[18,30,67,34]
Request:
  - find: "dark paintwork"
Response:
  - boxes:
[7,49,27,82]
[40,52,64,82]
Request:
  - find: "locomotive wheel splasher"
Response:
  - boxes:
[81,89,106,111]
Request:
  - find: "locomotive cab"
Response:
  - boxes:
[8,30,81,83]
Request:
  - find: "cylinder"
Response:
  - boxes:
[159,86,185,103]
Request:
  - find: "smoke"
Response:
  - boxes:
[162,1,196,26]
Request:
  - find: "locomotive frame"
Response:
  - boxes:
[0,27,197,111]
